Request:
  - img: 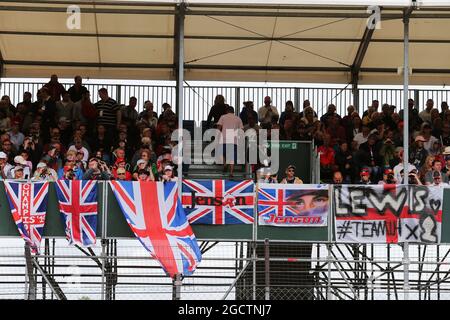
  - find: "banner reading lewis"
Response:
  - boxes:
[334,185,443,244]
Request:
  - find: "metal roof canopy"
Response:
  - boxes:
[0,1,449,85]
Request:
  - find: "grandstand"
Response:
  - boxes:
[0,0,450,301]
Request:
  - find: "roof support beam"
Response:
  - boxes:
[350,11,378,112]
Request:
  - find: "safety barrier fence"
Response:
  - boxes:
[0,181,449,300]
[1,81,450,122]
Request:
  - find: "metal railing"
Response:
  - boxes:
[1,80,450,124]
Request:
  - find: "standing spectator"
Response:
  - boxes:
[239,101,258,126]
[67,75,88,103]
[206,95,227,128]
[419,99,434,123]
[320,104,338,125]
[279,100,296,127]
[440,101,449,120]
[217,106,244,177]
[94,88,121,137]
[121,97,139,129]
[44,74,66,102]
[138,100,158,121]
[38,87,57,144]
[56,92,74,121]
[258,96,279,125]
[1,95,16,115]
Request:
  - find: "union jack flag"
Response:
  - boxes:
[109,181,202,277]
[4,181,49,254]
[182,179,255,224]
[55,180,98,247]
[258,183,329,227]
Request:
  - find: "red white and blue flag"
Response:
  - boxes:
[182,179,255,224]
[4,181,49,254]
[109,181,202,277]
[55,180,98,247]
[258,183,329,227]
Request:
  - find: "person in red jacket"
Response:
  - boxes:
[317,134,335,181]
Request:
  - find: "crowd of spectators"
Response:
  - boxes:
[2,75,449,186]
[209,94,450,185]
[0,74,179,182]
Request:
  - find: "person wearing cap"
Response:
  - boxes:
[359,167,372,184]
[112,158,132,181]
[12,155,31,179]
[410,135,429,169]
[32,161,57,181]
[132,158,154,181]
[431,170,447,186]
[280,165,303,184]
[379,167,397,185]
[12,166,25,180]
[161,165,178,182]
[257,167,278,184]
[425,159,449,185]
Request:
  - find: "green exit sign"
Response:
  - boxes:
[269,141,298,150]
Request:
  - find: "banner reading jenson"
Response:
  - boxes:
[334,185,444,244]
[258,184,329,227]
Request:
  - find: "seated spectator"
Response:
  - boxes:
[0,110,11,133]
[112,159,132,181]
[332,171,344,184]
[280,165,303,184]
[419,155,435,183]
[57,150,84,180]
[378,167,397,185]
[12,166,25,180]
[56,92,74,121]
[8,119,24,150]
[353,124,371,149]
[32,161,57,181]
[160,165,178,182]
[256,167,278,184]
[0,151,12,179]
[132,158,153,181]
[115,167,130,181]
[358,167,372,185]
[334,141,353,183]
[409,135,429,169]
[82,157,112,180]
[137,169,154,182]
[68,137,89,162]
[425,159,449,185]
[420,122,439,152]
[431,170,447,186]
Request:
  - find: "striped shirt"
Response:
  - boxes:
[94,98,119,127]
